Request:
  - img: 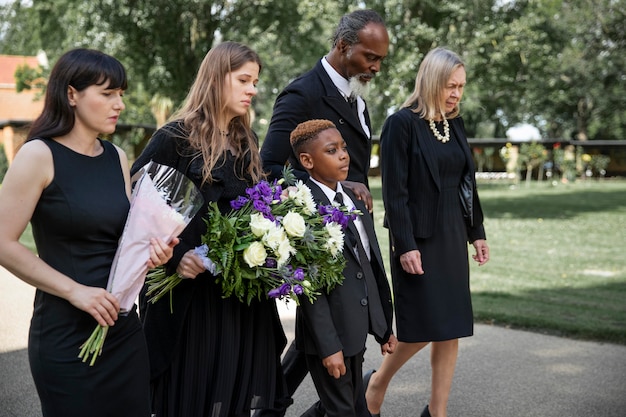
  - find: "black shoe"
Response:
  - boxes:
[420,405,431,417]
[363,369,379,417]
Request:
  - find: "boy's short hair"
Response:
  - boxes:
[290,119,337,155]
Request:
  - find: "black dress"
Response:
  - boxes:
[132,122,287,417]
[388,120,475,342]
[29,138,151,417]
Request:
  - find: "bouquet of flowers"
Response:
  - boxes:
[146,168,359,306]
[78,162,204,366]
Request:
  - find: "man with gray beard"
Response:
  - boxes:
[261,9,389,214]
[257,9,390,417]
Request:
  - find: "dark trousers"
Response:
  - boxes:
[303,349,370,417]
[253,341,369,417]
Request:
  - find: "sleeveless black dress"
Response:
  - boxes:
[28,138,151,417]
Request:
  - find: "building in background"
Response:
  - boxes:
[0,54,46,163]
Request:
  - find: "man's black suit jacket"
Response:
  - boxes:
[261,60,372,186]
[295,181,393,359]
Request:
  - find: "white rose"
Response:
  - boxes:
[250,213,274,237]
[243,241,267,267]
[282,211,306,237]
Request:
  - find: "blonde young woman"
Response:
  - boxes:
[365,47,489,417]
[131,41,286,417]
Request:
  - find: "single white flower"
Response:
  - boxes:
[282,211,306,237]
[276,238,295,267]
[300,185,317,215]
[289,181,316,214]
[243,241,267,267]
[324,222,344,256]
[263,223,287,250]
[250,212,274,237]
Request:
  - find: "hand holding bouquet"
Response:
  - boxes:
[78,162,203,366]
[146,168,359,307]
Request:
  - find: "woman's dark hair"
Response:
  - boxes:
[28,48,127,140]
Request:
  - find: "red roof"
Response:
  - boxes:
[0,55,40,85]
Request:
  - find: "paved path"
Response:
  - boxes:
[2,267,625,416]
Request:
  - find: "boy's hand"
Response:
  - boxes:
[322,351,346,379]
[381,334,398,355]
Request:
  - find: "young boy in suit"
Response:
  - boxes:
[289,119,397,417]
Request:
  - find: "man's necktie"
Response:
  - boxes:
[348,95,360,120]
[334,192,387,339]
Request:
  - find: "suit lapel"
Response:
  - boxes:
[410,111,441,190]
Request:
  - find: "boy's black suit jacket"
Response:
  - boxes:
[295,180,393,359]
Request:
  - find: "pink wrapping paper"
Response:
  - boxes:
[107,162,202,312]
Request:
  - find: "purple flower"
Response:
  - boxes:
[230,196,249,210]
[257,182,274,203]
[252,199,269,214]
[279,283,292,296]
[268,287,282,298]
[247,181,275,205]
[265,258,278,268]
[321,206,350,228]
[318,205,331,216]
[293,268,305,281]
[293,284,304,295]
[272,184,283,201]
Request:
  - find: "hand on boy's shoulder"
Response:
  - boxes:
[342,180,373,212]
[322,351,346,379]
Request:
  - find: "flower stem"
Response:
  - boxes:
[78,325,109,366]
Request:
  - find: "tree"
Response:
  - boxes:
[1,0,624,144]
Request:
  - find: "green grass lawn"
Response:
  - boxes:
[369,177,626,345]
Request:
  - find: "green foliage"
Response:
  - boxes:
[14,63,47,93]
[589,154,610,176]
[1,0,624,141]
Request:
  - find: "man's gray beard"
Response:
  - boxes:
[349,76,370,99]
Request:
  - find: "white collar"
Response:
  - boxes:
[321,57,353,101]
[310,177,345,203]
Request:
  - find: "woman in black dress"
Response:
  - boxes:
[364,48,490,417]
[131,41,287,417]
[0,49,174,417]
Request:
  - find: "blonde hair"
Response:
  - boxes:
[402,47,464,120]
[290,119,337,155]
[170,41,263,184]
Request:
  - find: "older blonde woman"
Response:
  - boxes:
[365,47,490,417]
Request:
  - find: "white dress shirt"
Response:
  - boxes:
[320,57,371,138]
